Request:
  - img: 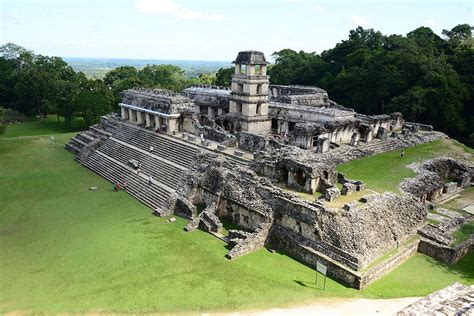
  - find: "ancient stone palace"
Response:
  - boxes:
[66,51,473,289]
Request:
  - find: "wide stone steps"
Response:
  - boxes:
[83,151,171,210]
[97,139,184,189]
[113,125,198,168]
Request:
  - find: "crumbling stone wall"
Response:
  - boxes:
[238,131,268,152]
[400,157,473,202]
[174,153,426,273]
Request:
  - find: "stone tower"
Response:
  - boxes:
[229,51,271,134]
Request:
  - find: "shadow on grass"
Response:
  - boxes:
[293,280,327,291]
[421,251,474,280]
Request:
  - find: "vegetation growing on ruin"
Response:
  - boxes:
[337,138,472,193]
[0,125,472,314]
[452,222,474,246]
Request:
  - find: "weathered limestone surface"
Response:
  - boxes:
[397,282,474,315]
[174,153,427,274]
[400,157,473,202]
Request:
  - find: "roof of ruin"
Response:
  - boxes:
[121,87,192,103]
[269,85,328,95]
[269,101,355,119]
[183,85,231,97]
[233,51,268,65]
[120,87,196,114]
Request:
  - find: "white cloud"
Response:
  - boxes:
[423,19,437,28]
[135,0,224,22]
[350,15,371,28]
[281,0,307,3]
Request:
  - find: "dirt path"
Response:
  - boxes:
[227,297,421,316]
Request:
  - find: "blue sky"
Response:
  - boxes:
[0,0,472,61]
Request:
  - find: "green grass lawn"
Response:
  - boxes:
[337,138,473,193]
[1,115,86,139]
[0,133,473,313]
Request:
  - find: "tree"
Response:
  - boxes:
[0,43,33,60]
[0,107,6,134]
[215,67,234,87]
[74,79,113,127]
[103,66,139,87]
[138,64,187,91]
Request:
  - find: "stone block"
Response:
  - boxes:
[217,144,226,151]
[234,150,244,157]
[443,182,458,194]
[343,201,357,211]
[360,194,375,203]
[355,181,366,191]
[325,187,341,202]
[341,183,357,195]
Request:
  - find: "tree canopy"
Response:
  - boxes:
[268,24,473,146]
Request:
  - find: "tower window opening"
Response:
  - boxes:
[256,103,261,115]
[236,102,242,113]
[240,65,247,74]
[255,65,261,75]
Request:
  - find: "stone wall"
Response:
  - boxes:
[238,131,268,152]
[418,237,474,264]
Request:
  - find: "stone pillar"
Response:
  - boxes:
[365,129,373,143]
[137,111,143,124]
[154,115,160,131]
[317,138,329,153]
[128,109,134,122]
[168,118,177,133]
[121,107,126,120]
[145,113,151,127]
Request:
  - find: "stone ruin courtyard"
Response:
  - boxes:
[66,51,473,291]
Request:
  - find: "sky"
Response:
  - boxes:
[0,0,472,61]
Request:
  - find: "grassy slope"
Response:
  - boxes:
[1,116,86,139]
[0,133,473,313]
[337,138,473,193]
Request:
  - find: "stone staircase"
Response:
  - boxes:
[97,138,185,190]
[82,151,172,210]
[65,124,113,155]
[112,125,199,168]
[76,122,207,212]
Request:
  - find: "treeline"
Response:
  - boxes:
[266,24,474,146]
[0,43,219,129]
[1,24,472,145]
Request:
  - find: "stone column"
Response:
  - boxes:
[145,113,151,127]
[128,109,134,122]
[168,118,177,133]
[121,107,126,120]
[155,115,161,130]
[137,111,143,124]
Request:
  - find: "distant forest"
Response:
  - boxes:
[0,24,473,146]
